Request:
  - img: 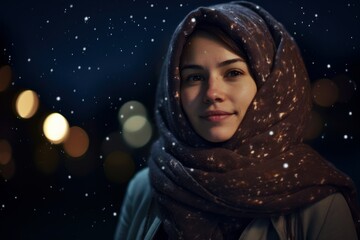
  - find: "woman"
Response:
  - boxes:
[115,1,359,239]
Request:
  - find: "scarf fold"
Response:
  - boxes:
[148,1,359,239]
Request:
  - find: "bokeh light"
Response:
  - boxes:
[0,139,12,165]
[103,151,135,184]
[63,126,89,158]
[312,78,339,107]
[124,115,147,132]
[15,89,39,119]
[34,143,60,175]
[0,65,12,92]
[118,100,153,148]
[118,100,147,125]
[303,111,324,140]
[332,75,356,102]
[123,115,152,148]
[43,113,69,144]
[0,158,15,180]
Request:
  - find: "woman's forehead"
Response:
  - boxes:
[181,31,242,64]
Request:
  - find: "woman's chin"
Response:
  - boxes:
[200,130,234,143]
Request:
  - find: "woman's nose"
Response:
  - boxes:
[203,76,225,104]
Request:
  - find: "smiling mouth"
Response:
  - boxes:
[200,110,236,122]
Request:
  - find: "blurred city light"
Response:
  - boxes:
[103,151,135,184]
[43,113,69,144]
[123,115,147,132]
[0,139,12,165]
[304,111,324,140]
[63,126,89,158]
[15,89,39,119]
[0,158,15,180]
[312,78,339,107]
[123,115,152,148]
[0,65,12,92]
[118,100,147,125]
[118,100,153,148]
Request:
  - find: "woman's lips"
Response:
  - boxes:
[200,110,235,122]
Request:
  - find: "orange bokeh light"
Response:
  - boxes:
[103,151,135,184]
[0,159,15,180]
[15,89,39,119]
[312,78,339,107]
[63,126,90,158]
[0,139,12,165]
[0,65,12,92]
[303,111,324,140]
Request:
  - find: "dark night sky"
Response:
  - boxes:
[0,0,359,239]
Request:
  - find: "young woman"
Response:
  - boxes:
[115,1,359,239]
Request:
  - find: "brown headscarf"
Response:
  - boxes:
[148,1,359,239]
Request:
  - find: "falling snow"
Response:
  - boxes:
[0,0,359,239]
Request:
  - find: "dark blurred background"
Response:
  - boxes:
[0,0,359,239]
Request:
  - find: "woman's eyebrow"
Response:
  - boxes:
[217,58,245,67]
[180,58,245,72]
[180,64,204,71]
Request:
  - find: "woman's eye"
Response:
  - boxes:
[186,75,205,82]
[226,70,243,78]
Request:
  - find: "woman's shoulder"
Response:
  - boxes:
[128,167,150,188]
[299,193,358,239]
[115,168,157,240]
[126,167,152,202]
[301,192,350,217]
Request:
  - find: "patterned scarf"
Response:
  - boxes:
[148,1,359,239]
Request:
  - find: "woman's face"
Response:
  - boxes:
[180,31,257,143]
